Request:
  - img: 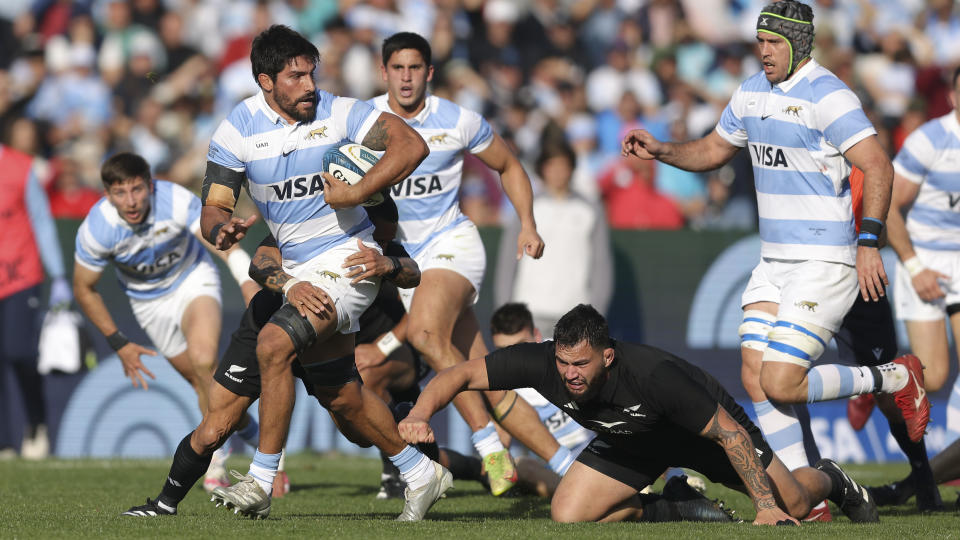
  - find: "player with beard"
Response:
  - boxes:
[200,25,446,520]
[399,305,881,525]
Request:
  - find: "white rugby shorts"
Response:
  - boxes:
[398,220,486,311]
[741,258,858,333]
[129,259,221,359]
[894,246,960,321]
[291,232,381,334]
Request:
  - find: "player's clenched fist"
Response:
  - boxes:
[621,129,664,160]
[398,416,435,444]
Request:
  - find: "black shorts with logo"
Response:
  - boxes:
[575,404,774,492]
[213,289,359,399]
[834,294,898,367]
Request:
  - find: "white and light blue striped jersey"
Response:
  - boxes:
[514,387,595,451]
[75,180,211,300]
[208,90,380,271]
[893,112,960,251]
[715,59,876,264]
[368,94,493,256]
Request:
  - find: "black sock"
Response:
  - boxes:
[157,432,212,508]
[443,448,482,481]
[889,421,930,475]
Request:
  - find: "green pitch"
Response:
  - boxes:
[0,456,956,539]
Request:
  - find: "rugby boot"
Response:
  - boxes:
[892,355,930,442]
[376,472,406,500]
[481,449,518,496]
[867,475,914,507]
[815,459,878,523]
[661,474,735,522]
[802,500,832,522]
[396,461,453,521]
[210,470,271,519]
[847,394,876,431]
[122,498,176,517]
[203,447,231,493]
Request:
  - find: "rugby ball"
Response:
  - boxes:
[322,143,384,207]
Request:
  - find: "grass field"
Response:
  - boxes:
[1,455,958,539]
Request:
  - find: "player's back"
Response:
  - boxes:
[368,94,493,256]
[75,180,208,300]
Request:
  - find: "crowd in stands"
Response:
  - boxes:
[1,0,958,231]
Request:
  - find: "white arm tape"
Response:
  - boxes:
[903,256,925,278]
[226,249,253,285]
[376,331,402,357]
[282,278,302,296]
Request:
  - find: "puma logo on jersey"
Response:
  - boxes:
[784,105,803,117]
[434,254,455,261]
[308,126,328,139]
[228,365,247,374]
[428,133,448,144]
[795,300,818,312]
[319,270,341,281]
[750,143,788,168]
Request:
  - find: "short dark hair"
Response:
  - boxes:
[381,32,431,66]
[364,194,399,224]
[251,25,319,85]
[101,152,151,187]
[490,303,534,336]
[536,141,577,177]
[553,304,610,350]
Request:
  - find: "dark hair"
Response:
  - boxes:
[101,152,151,187]
[364,194,399,224]
[251,25,319,85]
[554,304,610,350]
[381,32,432,66]
[490,303,534,336]
[536,141,577,177]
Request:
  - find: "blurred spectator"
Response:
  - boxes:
[97,0,165,87]
[924,0,960,68]
[690,163,756,231]
[598,147,684,230]
[858,30,916,128]
[495,141,612,337]
[0,143,71,459]
[655,119,706,220]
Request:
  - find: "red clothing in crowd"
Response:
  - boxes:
[599,158,684,229]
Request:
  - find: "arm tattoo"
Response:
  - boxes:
[390,258,421,289]
[703,406,778,510]
[361,117,390,150]
[249,252,293,293]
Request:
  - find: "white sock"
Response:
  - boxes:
[470,421,505,458]
[388,445,434,491]
[248,449,281,495]
[753,400,808,470]
[806,365,876,402]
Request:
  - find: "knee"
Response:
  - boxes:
[194,419,231,455]
[783,488,811,518]
[550,499,589,523]
[256,328,293,370]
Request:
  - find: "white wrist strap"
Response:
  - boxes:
[903,256,925,278]
[226,249,253,285]
[282,278,302,296]
[376,331,402,357]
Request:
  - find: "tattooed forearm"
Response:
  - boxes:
[391,258,421,288]
[248,252,293,293]
[702,405,778,511]
[361,117,390,150]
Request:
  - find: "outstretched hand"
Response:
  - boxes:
[753,507,799,526]
[117,342,157,390]
[856,246,888,302]
[621,129,664,160]
[215,215,258,250]
[398,415,435,444]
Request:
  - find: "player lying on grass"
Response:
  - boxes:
[124,203,449,521]
[399,304,880,525]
